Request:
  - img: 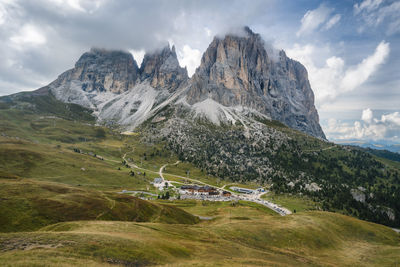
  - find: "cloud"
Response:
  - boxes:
[129,49,145,66]
[297,4,341,36]
[340,41,390,93]
[324,109,400,142]
[0,5,6,25]
[47,0,106,13]
[354,0,383,15]
[0,0,274,96]
[361,108,373,123]
[286,41,390,106]
[381,111,400,126]
[323,14,341,30]
[177,45,202,77]
[354,0,400,35]
[10,24,47,47]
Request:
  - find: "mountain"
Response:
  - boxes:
[186,27,325,138]
[140,45,188,91]
[38,27,324,139]
[45,45,187,128]
[1,27,400,228]
[335,140,400,154]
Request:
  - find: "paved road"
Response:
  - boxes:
[118,190,158,197]
[122,150,291,216]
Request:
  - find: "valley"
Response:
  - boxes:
[1,102,400,266]
[0,26,399,266]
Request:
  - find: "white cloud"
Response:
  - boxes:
[0,6,5,25]
[177,45,202,77]
[382,112,400,126]
[297,4,341,36]
[324,109,400,142]
[340,41,389,93]
[286,41,390,106]
[324,14,341,30]
[0,0,15,26]
[355,0,400,35]
[361,108,373,123]
[354,0,383,15]
[10,24,47,47]
[297,4,332,36]
[129,49,145,66]
[48,0,106,13]
[204,27,212,37]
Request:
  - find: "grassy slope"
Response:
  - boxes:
[0,179,198,232]
[0,211,399,266]
[0,137,151,191]
[1,94,400,266]
[261,193,319,213]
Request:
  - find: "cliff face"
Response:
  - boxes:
[45,27,324,138]
[47,45,188,128]
[140,45,188,91]
[54,48,140,94]
[186,27,325,138]
[51,45,188,95]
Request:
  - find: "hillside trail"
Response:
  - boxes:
[303,145,336,153]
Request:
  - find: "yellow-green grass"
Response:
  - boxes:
[0,137,152,191]
[154,199,278,219]
[0,109,106,145]
[163,161,225,187]
[0,211,399,266]
[261,193,320,213]
[0,178,198,232]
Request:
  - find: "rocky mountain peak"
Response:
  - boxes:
[46,27,324,139]
[186,26,325,138]
[140,44,188,91]
[67,47,140,94]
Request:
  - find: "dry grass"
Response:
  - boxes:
[1,209,399,266]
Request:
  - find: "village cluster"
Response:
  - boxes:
[148,177,290,215]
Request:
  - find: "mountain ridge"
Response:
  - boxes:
[29,27,325,139]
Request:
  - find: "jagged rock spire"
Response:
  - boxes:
[140,44,188,91]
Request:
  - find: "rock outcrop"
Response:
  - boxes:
[45,27,324,139]
[48,45,188,128]
[186,27,325,138]
[53,48,140,94]
[140,45,188,92]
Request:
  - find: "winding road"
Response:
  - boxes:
[122,150,291,216]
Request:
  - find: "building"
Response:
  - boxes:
[181,185,199,190]
[222,191,232,197]
[153,177,163,184]
[198,185,217,193]
[230,186,254,194]
[180,185,217,194]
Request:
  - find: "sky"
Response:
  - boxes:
[0,0,399,144]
